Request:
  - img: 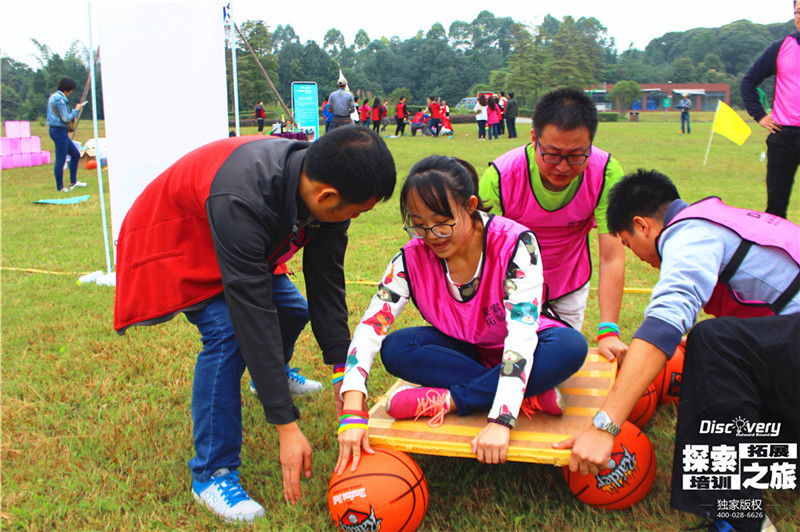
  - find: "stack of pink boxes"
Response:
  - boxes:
[1,121,52,170]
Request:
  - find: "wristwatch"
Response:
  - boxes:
[592,411,621,436]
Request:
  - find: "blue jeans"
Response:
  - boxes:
[380,326,588,416]
[183,274,309,481]
[681,112,691,134]
[488,123,498,140]
[48,126,80,190]
[477,120,486,139]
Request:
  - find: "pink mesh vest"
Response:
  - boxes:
[662,197,800,318]
[492,145,610,299]
[402,215,563,368]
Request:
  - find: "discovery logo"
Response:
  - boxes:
[699,417,781,438]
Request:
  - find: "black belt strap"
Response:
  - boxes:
[719,240,752,284]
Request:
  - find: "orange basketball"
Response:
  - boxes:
[627,382,658,428]
[563,421,657,510]
[328,448,428,531]
[86,159,97,170]
[654,343,685,405]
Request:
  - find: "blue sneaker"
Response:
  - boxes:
[192,468,265,523]
[250,368,323,398]
[287,367,323,396]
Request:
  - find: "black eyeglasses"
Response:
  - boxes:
[535,139,591,165]
[404,214,460,239]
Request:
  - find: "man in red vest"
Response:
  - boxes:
[114,127,396,523]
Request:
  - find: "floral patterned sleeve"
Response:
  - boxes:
[488,231,545,427]
[340,253,410,398]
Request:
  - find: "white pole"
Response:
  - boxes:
[228,2,240,135]
[87,0,113,274]
[703,101,721,167]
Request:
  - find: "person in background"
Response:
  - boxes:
[497,92,507,136]
[335,156,587,473]
[504,92,519,139]
[322,100,334,133]
[410,108,432,137]
[740,2,800,220]
[351,96,361,126]
[328,81,355,128]
[487,96,500,141]
[394,97,409,136]
[255,101,266,134]
[46,77,88,192]
[360,98,372,129]
[114,127,396,523]
[440,99,450,119]
[479,87,627,363]
[679,93,691,135]
[371,97,385,134]
[474,94,488,141]
[427,96,442,137]
[559,169,799,532]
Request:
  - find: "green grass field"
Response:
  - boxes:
[2,115,798,531]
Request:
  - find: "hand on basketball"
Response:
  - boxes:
[598,335,628,364]
[554,427,614,476]
[276,421,313,505]
[336,427,374,475]
[472,422,510,464]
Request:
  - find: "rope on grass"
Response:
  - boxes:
[0,269,654,294]
[346,279,652,293]
[1,267,84,275]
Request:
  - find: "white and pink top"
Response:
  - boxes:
[341,213,563,422]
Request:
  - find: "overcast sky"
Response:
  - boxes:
[1,0,794,69]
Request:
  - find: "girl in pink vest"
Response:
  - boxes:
[336,156,587,472]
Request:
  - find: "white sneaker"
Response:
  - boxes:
[60,188,70,193]
[70,181,87,190]
[287,367,323,396]
[192,468,265,523]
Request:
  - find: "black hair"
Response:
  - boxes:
[508,92,514,98]
[500,91,506,97]
[363,98,370,105]
[488,97,497,111]
[606,169,681,235]
[400,155,488,224]
[478,94,487,106]
[304,126,396,204]
[532,87,599,141]
[373,97,381,108]
[57,77,77,92]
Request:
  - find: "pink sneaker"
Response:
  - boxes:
[386,385,450,427]
[520,387,564,418]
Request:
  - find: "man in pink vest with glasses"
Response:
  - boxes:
[480,87,627,363]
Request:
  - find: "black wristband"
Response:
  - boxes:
[487,417,514,430]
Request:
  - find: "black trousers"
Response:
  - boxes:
[670,314,800,531]
[395,117,406,136]
[765,126,800,219]
[332,115,352,128]
[506,117,517,138]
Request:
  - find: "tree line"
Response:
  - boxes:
[2,11,795,122]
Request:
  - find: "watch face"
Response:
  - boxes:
[594,411,609,429]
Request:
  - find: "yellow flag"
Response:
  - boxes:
[711,101,751,145]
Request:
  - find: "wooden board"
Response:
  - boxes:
[367,349,615,466]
